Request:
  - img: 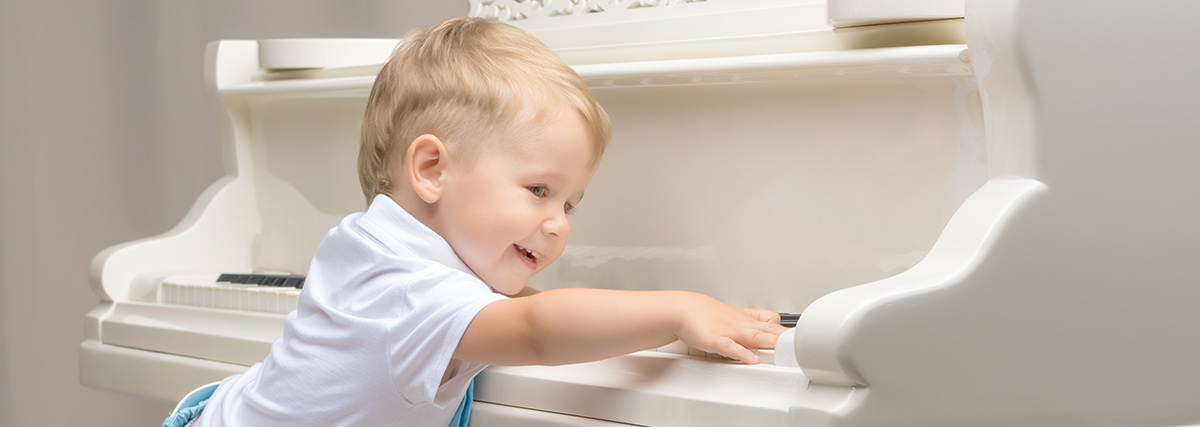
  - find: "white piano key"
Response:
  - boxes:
[655,340,738,360]
[160,274,302,315]
[254,288,268,313]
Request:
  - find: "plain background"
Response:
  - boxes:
[0,1,464,425]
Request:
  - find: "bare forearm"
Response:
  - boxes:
[455,287,783,367]
[522,288,686,365]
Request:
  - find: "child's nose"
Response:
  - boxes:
[542,210,570,237]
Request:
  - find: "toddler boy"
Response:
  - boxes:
[190,17,785,427]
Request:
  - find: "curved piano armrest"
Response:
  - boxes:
[790,178,1046,387]
[89,176,259,303]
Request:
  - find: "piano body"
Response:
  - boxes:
[80,0,1200,425]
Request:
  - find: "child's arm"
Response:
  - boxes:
[454,289,785,366]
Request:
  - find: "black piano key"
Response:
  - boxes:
[779,312,801,328]
[218,273,306,289]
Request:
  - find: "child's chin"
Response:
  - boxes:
[492,282,525,296]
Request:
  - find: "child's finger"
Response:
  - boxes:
[756,321,789,337]
[739,327,781,350]
[743,308,781,324]
[715,337,761,364]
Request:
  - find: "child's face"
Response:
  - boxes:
[437,109,595,296]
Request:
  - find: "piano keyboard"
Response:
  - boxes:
[158,273,797,358]
[160,273,304,315]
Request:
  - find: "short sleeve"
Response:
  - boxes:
[385,268,507,406]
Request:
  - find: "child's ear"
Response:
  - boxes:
[406,134,448,204]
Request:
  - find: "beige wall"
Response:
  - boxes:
[0,1,463,425]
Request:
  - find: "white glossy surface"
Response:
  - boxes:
[79,338,245,402]
[476,351,808,427]
[472,402,635,426]
[828,0,965,27]
[257,38,398,70]
[535,52,986,311]
[474,0,965,64]
[794,177,1046,386]
[775,328,799,368]
[786,0,1200,425]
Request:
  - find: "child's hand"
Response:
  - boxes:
[672,293,788,364]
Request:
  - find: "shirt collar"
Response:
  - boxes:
[359,194,476,278]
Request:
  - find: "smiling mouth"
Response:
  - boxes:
[515,244,541,264]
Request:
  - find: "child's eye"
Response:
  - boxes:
[564,202,576,215]
[528,186,547,197]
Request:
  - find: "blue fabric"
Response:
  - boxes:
[163,383,219,427]
[447,379,474,427]
[160,379,471,427]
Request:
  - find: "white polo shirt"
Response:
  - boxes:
[197,195,507,427]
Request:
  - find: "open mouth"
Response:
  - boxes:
[515,244,541,265]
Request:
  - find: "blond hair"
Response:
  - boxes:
[359,17,611,205]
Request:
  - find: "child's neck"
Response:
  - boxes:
[389,190,442,237]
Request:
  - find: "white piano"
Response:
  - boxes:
[81,0,1200,425]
